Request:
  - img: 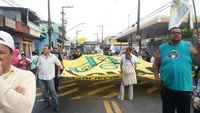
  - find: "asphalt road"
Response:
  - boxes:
[32,78,162,113]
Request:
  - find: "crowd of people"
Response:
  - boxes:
[10,48,38,72]
[113,27,200,113]
[0,26,200,113]
[0,31,36,113]
[0,31,64,113]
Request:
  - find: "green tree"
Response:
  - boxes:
[181,24,193,39]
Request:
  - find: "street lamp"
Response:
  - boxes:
[76,30,81,47]
[61,5,73,52]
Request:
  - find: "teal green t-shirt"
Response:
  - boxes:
[31,55,38,70]
[159,40,192,91]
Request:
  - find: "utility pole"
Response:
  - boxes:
[61,7,66,53]
[48,0,52,48]
[76,30,81,47]
[128,14,130,28]
[97,25,104,48]
[94,33,99,45]
[61,6,73,52]
[101,25,104,46]
[136,0,141,53]
[192,0,199,37]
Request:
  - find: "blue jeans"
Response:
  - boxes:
[38,79,59,110]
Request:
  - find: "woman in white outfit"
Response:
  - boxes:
[119,47,138,100]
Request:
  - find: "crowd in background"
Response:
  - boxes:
[9,40,200,113]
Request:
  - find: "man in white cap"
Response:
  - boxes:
[0,31,36,113]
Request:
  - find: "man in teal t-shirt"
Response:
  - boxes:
[153,27,200,113]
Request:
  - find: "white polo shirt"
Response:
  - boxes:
[38,53,61,80]
[0,66,36,113]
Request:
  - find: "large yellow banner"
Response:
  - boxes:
[61,54,154,80]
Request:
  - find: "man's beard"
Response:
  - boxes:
[171,37,181,44]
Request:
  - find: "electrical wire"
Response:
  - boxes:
[6,0,22,7]
[140,1,172,22]
[1,0,16,6]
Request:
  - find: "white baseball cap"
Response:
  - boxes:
[0,31,15,51]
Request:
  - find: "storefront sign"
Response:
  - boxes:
[16,21,29,33]
[5,17,16,29]
[28,22,41,37]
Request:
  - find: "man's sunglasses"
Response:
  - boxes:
[170,32,182,34]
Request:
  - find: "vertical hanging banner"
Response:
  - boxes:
[169,0,192,29]
[189,6,194,29]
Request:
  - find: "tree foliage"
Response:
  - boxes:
[181,24,193,38]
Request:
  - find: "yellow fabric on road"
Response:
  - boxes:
[61,54,154,80]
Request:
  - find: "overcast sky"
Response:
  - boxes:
[0,0,200,41]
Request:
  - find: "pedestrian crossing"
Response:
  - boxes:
[88,80,114,87]
[36,79,119,100]
[58,82,77,90]
[59,88,79,97]
[88,84,115,96]
[111,100,123,113]
[70,96,83,100]
[34,78,159,113]
[61,79,75,85]
[36,79,145,113]
[103,100,123,113]
[103,92,119,99]
[103,100,114,113]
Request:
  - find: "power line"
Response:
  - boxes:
[1,0,16,6]
[129,1,171,28]
[1,0,24,7]
[7,0,23,7]
[140,1,172,22]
